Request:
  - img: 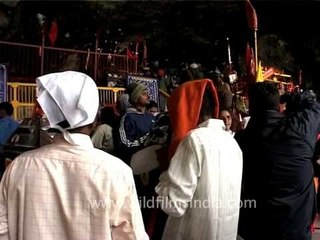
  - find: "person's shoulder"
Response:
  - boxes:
[122,109,140,121]
[189,125,239,146]
[0,116,11,125]
[92,148,133,173]
[95,124,113,132]
[186,127,217,144]
[124,108,139,115]
[16,144,53,159]
[16,145,129,174]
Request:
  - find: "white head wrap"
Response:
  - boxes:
[189,63,199,69]
[36,71,99,144]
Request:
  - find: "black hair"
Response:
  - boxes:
[219,109,232,115]
[248,82,280,117]
[146,100,158,110]
[199,86,215,120]
[100,106,117,128]
[0,101,14,116]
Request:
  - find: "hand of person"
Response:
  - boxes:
[285,92,315,113]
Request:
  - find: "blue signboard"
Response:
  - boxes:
[0,64,7,103]
[127,75,159,105]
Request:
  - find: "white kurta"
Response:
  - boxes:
[0,133,148,240]
[156,119,243,240]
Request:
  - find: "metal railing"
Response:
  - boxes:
[7,82,125,120]
[0,40,137,81]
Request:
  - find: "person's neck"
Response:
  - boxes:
[135,105,146,113]
[68,124,95,135]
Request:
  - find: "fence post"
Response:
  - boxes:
[126,52,129,74]
[10,83,19,120]
[135,42,139,74]
[40,30,45,75]
[113,89,118,103]
[94,33,99,81]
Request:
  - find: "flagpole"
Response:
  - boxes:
[298,69,302,86]
[126,45,129,74]
[40,28,45,75]
[226,37,232,67]
[254,30,258,72]
[94,31,99,81]
[135,42,139,74]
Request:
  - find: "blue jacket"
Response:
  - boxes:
[0,116,19,145]
[118,108,155,163]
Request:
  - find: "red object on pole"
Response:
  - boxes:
[136,33,144,44]
[245,42,256,77]
[245,0,258,31]
[126,48,137,60]
[48,20,58,47]
[263,68,275,80]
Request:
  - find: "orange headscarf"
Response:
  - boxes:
[168,79,219,158]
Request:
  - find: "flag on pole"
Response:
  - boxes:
[245,0,258,31]
[127,48,137,60]
[245,42,255,77]
[48,19,58,47]
[256,61,264,82]
[136,33,144,44]
[263,67,275,80]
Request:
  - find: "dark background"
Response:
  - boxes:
[1,1,320,89]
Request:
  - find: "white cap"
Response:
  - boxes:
[189,63,199,69]
[36,71,99,130]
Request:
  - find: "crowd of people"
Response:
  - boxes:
[0,67,320,240]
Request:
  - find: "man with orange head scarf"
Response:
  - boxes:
[155,79,243,240]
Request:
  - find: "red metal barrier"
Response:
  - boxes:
[0,40,137,82]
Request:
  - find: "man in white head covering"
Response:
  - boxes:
[188,62,204,80]
[0,71,148,240]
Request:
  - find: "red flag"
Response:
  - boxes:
[127,48,137,60]
[136,33,144,44]
[245,0,258,31]
[245,42,256,78]
[48,20,58,46]
[263,67,275,80]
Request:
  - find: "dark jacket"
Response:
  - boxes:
[118,107,155,164]
[235,94,320,240]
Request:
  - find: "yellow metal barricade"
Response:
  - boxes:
[97,87,125,106]
[6,82,125,121]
